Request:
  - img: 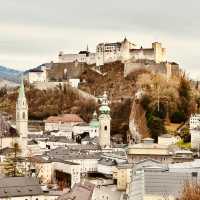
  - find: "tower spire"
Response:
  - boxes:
[16,74,28,157]
[18,75,25,98]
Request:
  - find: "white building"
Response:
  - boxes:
[58,50,96,65]
[26,67,47,84]
[32,155,80,188]
[190,114,200,129]
[44,114,84,132]
[158,134,180,146]
[68,78,80,88]
[191,129,200,149]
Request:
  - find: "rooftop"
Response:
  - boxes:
[0,177,43,198]
[45,114,84,123]
[58,181,95,200]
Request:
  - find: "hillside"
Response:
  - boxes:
[0,78,18,88]
[0,65,21,83]
[0,61,200,142]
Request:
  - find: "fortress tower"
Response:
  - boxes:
[99,91,111,148]
[120,37,131,62]
[152,42,166,63]
[16,77,28,156]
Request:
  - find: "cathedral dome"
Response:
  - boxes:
[89,119,100,128]
[99,105,110,114]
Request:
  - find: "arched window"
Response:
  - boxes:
[104,126,107,131]
[23,112,26,119]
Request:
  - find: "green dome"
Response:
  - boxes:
[89,119,100,128]
[99,105,110,114]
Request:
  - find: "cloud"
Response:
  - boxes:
[0,0,199,78]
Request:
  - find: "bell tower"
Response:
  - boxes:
[99,91,111,148]
[16,77,28,156]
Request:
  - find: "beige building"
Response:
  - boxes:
[128,138,173,164]
[113,164,133,191]
[158,134,181,146]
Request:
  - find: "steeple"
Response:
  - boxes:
[19,76,25,98]
[99,91,110,114]
[98,91,111,148]
[16,76,28,157]
[17,76,27,109]
[90,111,100,128]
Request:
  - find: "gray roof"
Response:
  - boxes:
[144,170,200,197]
[31,155,80,165]
[98,158,117,166]
[0,147,13,155]
[58,181,95,200]
[0,177,43,198]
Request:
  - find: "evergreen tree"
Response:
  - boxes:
[178,77,191,120]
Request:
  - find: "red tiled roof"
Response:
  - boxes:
[45,114,84,123]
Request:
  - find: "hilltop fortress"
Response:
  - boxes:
[25,38,181,87]
[59,38,166,66]
[58,38,180,79]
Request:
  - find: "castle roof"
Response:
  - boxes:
[45,114,84,124]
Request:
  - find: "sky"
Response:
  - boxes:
[0,0,199,79]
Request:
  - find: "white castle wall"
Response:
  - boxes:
[59,53,96,65]
[58,40,166,66]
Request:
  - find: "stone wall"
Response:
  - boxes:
[124,60,180,78]
[46,62,86,81]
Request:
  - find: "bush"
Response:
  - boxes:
[171,111,187,123]
[179,182,200,200]
[146,113,166,142]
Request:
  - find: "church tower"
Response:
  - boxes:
[16,77,28,156]
[99,91,111,148]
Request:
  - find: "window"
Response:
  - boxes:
[23,112,26,119]
[17,112,19,119]
[104,126,107,131]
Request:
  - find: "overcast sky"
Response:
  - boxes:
[0,0,199,78]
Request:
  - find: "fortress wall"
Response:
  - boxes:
[46,62,86,81]
[124,62,146,77]
[124,61,172,78]
[59,54,80,63]
[130,49,155,61]
[171,63,181,77]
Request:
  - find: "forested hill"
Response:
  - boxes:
[0,61,200,142]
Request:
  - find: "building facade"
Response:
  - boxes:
[58,38,166,66]
[190,114,200,129]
